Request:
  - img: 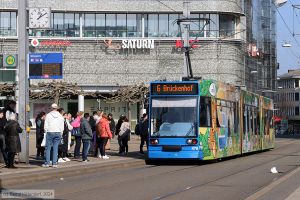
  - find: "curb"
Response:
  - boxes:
[0,158,145,188]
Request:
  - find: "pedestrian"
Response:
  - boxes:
[116,115,126,154]
[42,103,64,168]
[35,111,46,160]
[4,113,22,168]
[80,113,93,162]
[92,111,100,157]
[139,113,149,154]
[58,112,73,163]
[0,109,8,167]
[66,113,73,157]
[3,100,16,121]
[71,111,84,159]
[119,117,131,155]
[97,113,112,159]
[108,113,116,138]
[105,113,115,150]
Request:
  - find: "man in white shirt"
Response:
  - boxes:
[42,103,64,168]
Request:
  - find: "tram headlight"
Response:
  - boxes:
[150,139,159,145]
[186,139,198,145]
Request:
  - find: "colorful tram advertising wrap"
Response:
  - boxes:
[148,80,275,161]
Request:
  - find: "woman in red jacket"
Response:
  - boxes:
[97,114,112,159]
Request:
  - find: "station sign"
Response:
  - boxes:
[3,54,18,68]
[151,83,199,95]
[29,53,63,79]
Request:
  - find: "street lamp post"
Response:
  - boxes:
[18,0,29,164]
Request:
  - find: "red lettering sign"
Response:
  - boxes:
[175,40,199,49]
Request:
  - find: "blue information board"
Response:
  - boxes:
[29,53,63,79]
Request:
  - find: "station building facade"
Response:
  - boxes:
[0,0,277,124]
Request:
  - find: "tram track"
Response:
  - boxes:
[152,140,300,200]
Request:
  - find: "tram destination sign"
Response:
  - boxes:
[151,83,199,95]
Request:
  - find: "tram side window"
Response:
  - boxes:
[233,102,239,134]
[253,109,258,135]
[263,109,273,135]
[257,110,260,135]
[200,97,212,127]
[243,105,248,134]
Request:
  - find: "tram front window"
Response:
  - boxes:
[151,97,197,137]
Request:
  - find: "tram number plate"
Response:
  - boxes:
[162,145,182,152]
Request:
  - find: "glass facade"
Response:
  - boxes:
[5,12,238,38]
[0,12,17,36]
[30,13,80,37]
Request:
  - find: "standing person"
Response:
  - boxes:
[97,114,112,159]
[58,112,73,163]
[71,111,84,159]
[4,113,22,168]
[108,113,116,138]
[116,115,125,153]
[35,112,46,160]
[66,113,73,158]
[42,103,64,168]
[80,113,93,162]
[3,100,16,121]
[92,111,100,157]
[139,113,149,154]
[119,117,130,155]
[0,109,8,167]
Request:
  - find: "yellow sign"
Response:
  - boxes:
[5,55,16,66]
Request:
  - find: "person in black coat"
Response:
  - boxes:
[108,113,116,138]
[3,100,16,121]
[4,113,22,168]
[35,112,46,159]
[0,109,8,166]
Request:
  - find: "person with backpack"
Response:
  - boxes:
[139,113,149,154]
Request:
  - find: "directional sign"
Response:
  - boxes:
[29,53,63,79]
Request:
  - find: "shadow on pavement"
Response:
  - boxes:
[276,134,300,139]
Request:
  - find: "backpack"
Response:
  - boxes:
[135,123,140,135]
[96,122,102,137]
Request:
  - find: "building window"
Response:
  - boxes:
[169,14,180,37]
[296,106,299,116]
[0,71,15,82]
[64,13,80,37]
[295,79,299,88]
[296,93,299,101]
[84,14,96,37]
[0,12,17,36]
[219,14,235,38]
[96,14,106,37]
[159,14,169,37]
[127,14,137,37]
[147,14,159,37]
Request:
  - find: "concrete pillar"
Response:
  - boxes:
[78,95,84,112]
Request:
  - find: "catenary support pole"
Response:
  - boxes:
[18,0,29,164]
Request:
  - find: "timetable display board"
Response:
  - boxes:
[151,82,199,95]
[29,53,63,79]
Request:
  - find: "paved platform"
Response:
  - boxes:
[0,133,146,187]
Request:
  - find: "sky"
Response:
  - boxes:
[277,0,300,75]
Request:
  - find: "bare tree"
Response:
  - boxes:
[30,81,83,105]
[104,83,149,126]
[0,83,16,96]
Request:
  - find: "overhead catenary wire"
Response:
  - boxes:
[274,1,300,48]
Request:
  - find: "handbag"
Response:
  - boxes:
[41,132,46,147]
[72,127,81,137]
[120,129,131,140]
